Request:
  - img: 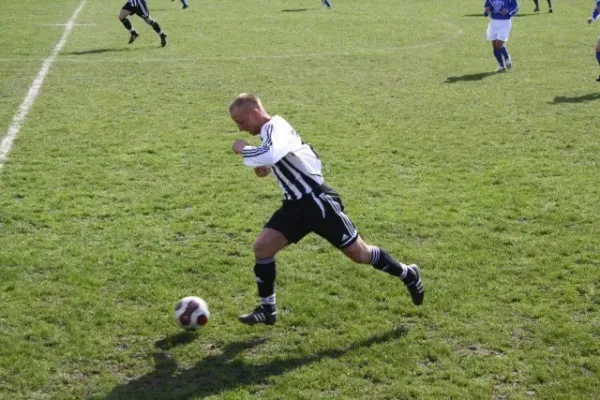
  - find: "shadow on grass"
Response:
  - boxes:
[102,327,407,400]
[444,72,496,83]
[154,331,198,351]
[464,13,540,17]
[550,93,600,104]
[64,48,138,55]
[281,8,309,12]
[513,13,542,17]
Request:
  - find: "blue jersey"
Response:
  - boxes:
[485,0,519,20]
[593,1,600,21]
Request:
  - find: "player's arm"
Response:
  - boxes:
[589,2,600,24]
[235,126,296,167]
[508,0,519,17]
[484,0,491,16]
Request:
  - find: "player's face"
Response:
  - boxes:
[230,106,261,135]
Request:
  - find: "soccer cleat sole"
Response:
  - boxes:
[405,265,424,306]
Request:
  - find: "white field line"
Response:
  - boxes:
[43,23,96,26]
[0,21,463,64]
[0,0,87,170]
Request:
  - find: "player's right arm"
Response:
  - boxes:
[241,120,298,167]
[484,0,491,16]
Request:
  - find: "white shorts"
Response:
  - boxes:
[487,19,512,42]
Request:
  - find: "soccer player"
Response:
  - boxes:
[172,0,189,9]
[588,1,600,82]
[533,0,552,13]
[484,0,519,72]
[228,93,425,326]
[119,0,168,47]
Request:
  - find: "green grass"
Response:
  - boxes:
[1,0,600,398]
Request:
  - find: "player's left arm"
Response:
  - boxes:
[590,2,600,23]
[508,0,519,17]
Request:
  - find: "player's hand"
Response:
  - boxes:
[500,8,508,15]
[232,139,248,154]
[254,166,271,177]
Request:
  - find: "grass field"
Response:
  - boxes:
[1,0,600,399]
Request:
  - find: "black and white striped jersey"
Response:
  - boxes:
[242,116,324,200]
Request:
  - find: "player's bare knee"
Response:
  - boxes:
[253,239,276,259]
[342,242,371,264]
[145,17,154,25]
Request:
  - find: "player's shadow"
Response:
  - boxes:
[444,72,496,83]
[550,93,600,104]
[281,8,309,12]
[513,13,542,17]
[64,48,138,55]
[102,327,407,400]
[463,13,540,17]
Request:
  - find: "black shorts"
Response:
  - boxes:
[122,1,150,19]
[265,185,359,249]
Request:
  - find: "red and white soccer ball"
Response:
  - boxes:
[174,296,210,330]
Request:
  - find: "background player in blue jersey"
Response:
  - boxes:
[484,0,519,72]
[119,0,168,47]
[228,93,424,326]
[172,0,189,10]
[588,1,600,82]
[533,0,552,13]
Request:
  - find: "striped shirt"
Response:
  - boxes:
[242,116,324,201]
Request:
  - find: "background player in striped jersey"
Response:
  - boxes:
[119,0,167,47]
[588,1,600,82]
[172,0,189,9]
[228,93,424,326]
[533,0,552,13]
[484,0,519,72]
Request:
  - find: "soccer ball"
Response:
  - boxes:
[173,296,210,330]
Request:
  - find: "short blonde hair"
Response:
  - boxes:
[228,93,265,113]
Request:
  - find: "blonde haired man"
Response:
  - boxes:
[229,93,424,325]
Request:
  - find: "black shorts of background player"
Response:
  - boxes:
[119,0,167,47]
[533,0,553,13]
[228,93,425,326]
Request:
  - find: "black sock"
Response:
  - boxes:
[121,18,133,31]
[370,247,413,283]
[254,258,276,299]
[547,0,552,7]
[533,0,539,8]
[151,20,163,35]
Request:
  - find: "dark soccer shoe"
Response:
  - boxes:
[160,33,168,48]
[128,31,139,44]
[238,305,277,326]
[404,265,424,306]
[596,75,600,83]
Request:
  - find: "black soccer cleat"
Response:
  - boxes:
[238,305,277,325]
[596,75,600,82]
[160,33,168,47]
[404,265,424,306]
[128,31,139,44]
